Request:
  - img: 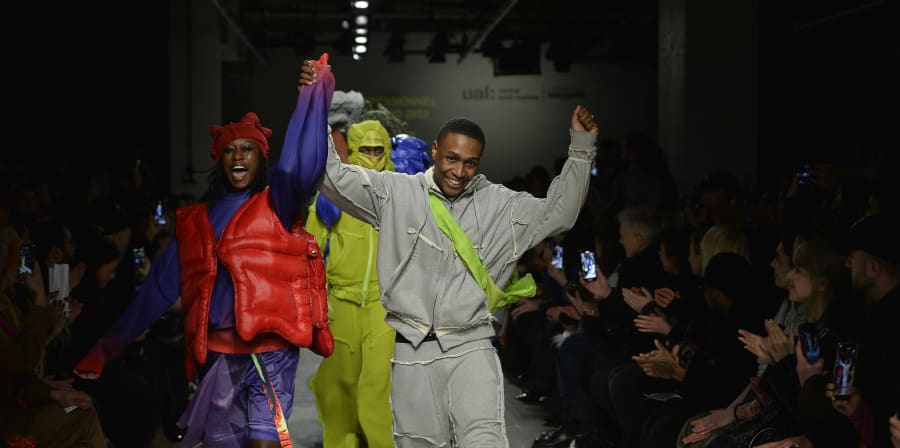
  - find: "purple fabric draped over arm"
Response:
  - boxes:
[270,54,335,229]
[75,241,181,376]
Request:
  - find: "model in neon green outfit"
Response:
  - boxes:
[308,120,396,448]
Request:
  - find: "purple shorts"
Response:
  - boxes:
[178,347,300,447]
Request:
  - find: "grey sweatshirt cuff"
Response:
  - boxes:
[568,130,598,160]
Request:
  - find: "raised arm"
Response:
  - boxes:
[511,105,598,249]
[270,55,334,229]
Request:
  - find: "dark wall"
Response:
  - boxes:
[9,2,170,188]
[757,0,898,187]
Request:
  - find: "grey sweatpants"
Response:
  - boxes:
[391,338,509,447]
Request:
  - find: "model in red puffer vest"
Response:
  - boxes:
[177,188,334,378]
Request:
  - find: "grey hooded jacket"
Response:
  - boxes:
[319,130,597,351]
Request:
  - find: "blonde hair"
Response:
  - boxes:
[700,224,749,272]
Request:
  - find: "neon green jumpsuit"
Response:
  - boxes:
[308,120,395,448]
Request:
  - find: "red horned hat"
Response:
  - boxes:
[208,112,273,161]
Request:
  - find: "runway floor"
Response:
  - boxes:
[151,349,551,447]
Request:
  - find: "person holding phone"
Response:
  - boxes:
[318,103,598,446]
[0,227,103,447]
[821,214,900,448]
[750,215,900,448]
[577,206,667,356]
[74,57,335,448]
[677,233,858,448]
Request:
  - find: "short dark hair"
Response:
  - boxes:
[28,220,68,262]
[703,252,752,302]
[436,117,485,149]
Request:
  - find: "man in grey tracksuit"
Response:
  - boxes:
[318,105,598,447]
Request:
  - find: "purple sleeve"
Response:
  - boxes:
[269,56,335,229]
[76,240,181,374]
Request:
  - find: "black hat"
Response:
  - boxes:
[703,252,752,301]
[847,215,900,264]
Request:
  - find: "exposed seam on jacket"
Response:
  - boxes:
[386,310,431,333]
[417,233,444,251]
[391,346,494,366]
[392,432,446,447]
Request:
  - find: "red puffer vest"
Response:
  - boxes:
[176,189,333,379]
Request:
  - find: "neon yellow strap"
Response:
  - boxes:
[427,193,536,313]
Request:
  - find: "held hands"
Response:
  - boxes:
[571,105,599,133]
[297,59,319,91]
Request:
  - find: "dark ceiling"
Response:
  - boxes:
[224,0,659,64]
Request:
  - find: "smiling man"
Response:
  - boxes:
[320,106,599,447]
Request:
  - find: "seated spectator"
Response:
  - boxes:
[613,253,765,447]
[680,232,857,447]
[0,226,104,447]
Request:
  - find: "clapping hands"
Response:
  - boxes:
[622,287,653,313]
[654,287,680,308]
[738,319,795,365]
[633,339,686,382]
[633,312,672,335]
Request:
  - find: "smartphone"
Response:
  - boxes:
[832,342,858,399]
[551,245,564,270]
[154,200,167,225]
[132,247,146,267]
[796,163,812,185]
[17,242,36,282]
[580,250,597,282]
[798,323,821,363]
